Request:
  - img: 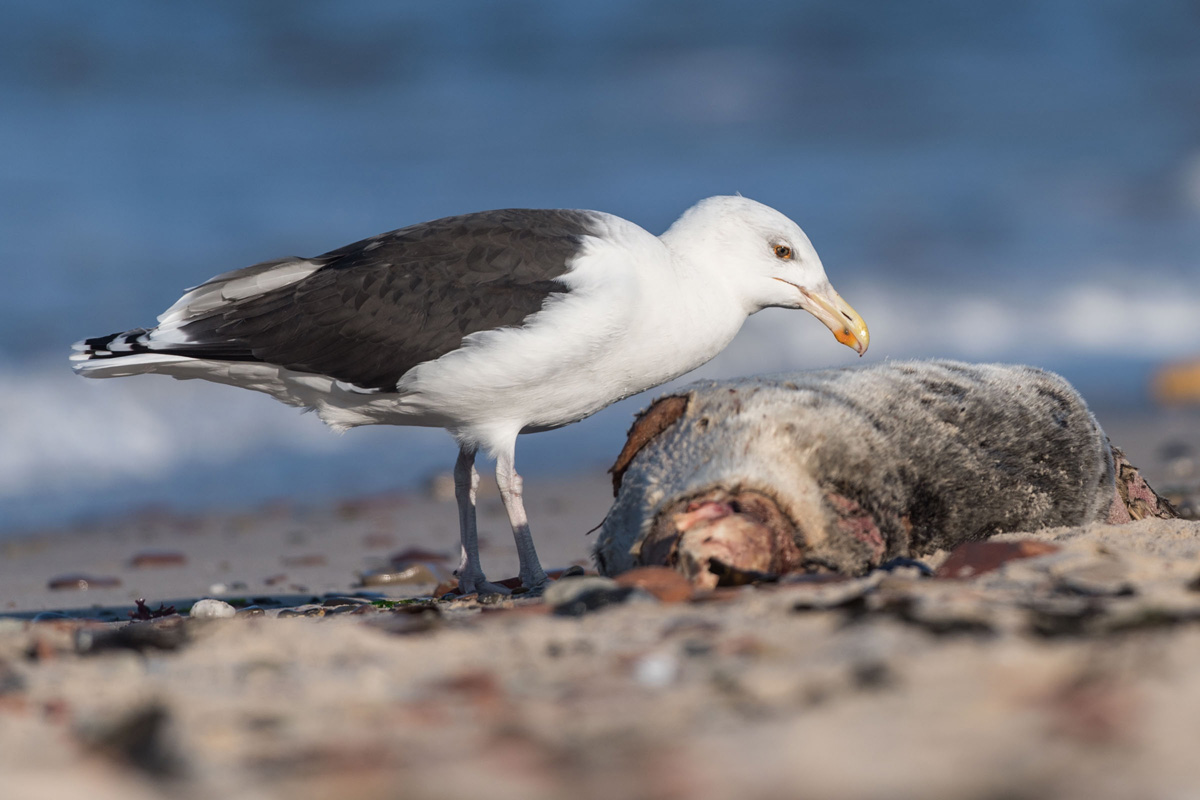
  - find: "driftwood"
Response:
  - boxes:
[596,360,1175,586]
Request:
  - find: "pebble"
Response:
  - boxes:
[189,599,237,619]
[321,596,371,607]
[544,576,617,605]
[614,567,695,603]
[331,603,378,616]
[76,617,189,654]
[367,611,440,635]
[790,574,882,611]
[236,606,265,617]
[545,575,654,616]
[1055,561,1135,597]
[282,554,328,568]
[935,540,1060,579]
[47,573,121,591]
[547,565,588,580]
[129,551,187,568]
[633,652,680,689]
[358,563,441,587]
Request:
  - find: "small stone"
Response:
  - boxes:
[282,554,328,568]
[369,612,440,635]
[547,565,588,580]
[189,598,237,619]
[1056,560,1135,597]
[358,564,440,587]
[332,603,378,615]
[633,652,679,688]
[543,575,620,606]
[47,574,121,591]
[79,703,185,779]
[546,576,651,616]
[236,606,265,617]
[129,551,187,568]
[614,567,694,602]
[76,617,188,654]
[390,547,452,566]
[935,540,1060,579]
[322,596,370,607]
[790,574,882,611]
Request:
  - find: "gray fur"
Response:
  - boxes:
[596,360,1117,576]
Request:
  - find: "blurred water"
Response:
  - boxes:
[2,0,1198,533]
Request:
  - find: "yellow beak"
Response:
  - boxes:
[793,284,870,356]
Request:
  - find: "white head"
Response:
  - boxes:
[661,195,869,355]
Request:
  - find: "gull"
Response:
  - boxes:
[72,195,869,594]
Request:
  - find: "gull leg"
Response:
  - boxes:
[453,445,509,595]
[495,446,549,592]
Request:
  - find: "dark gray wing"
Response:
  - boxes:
[169,208,600,390]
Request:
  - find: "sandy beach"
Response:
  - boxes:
[2,406,1199,800]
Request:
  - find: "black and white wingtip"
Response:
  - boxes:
[72,329,153,360]
[70,328,193,378]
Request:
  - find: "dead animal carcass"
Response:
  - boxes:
[595,360,1175,586]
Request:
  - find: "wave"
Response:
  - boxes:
[2,277,1197,531]
[718,277,1200,377]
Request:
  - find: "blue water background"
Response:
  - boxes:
[2,1,1198,533]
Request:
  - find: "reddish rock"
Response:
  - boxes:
[129,551,187,568]
[935,540,1060,579]
[432,579,460,597]
[47,574,121,591]
[614,567,695,602]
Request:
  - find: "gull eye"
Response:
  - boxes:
[773,244,793,260]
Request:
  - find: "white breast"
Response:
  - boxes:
[386,214,750,454]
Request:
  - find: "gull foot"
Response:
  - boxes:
[515,570,550,597]
[455,574,512,596]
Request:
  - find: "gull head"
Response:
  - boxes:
[663,195,869,356]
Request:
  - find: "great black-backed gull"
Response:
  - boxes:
[71,196,869,594]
